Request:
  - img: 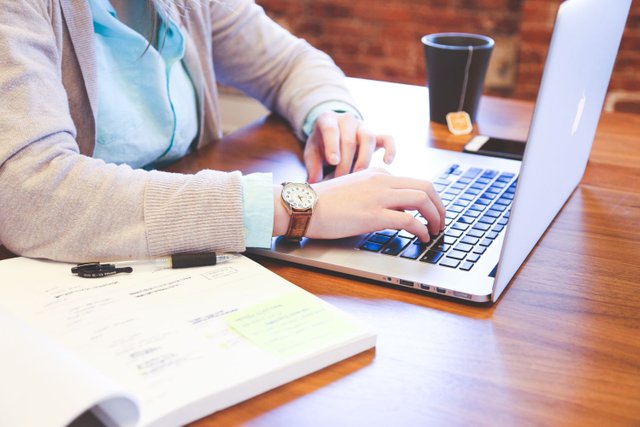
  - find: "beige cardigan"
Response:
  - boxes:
[0,0,356,261]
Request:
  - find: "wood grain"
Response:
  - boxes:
[3,79,638,426]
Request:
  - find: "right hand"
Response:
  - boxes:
[273,168,446,242]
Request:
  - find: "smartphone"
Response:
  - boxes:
[463,135,526,161]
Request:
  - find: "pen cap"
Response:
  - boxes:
[171,252,218,268]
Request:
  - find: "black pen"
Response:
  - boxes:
[71,252,236,278]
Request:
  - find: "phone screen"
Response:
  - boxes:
[463,135,525,160]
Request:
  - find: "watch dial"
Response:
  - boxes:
[283,184,316,209]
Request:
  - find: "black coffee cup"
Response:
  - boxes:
[422,33,494,124]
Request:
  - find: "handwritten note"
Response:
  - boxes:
[225,291,360,358]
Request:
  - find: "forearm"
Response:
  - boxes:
[0,140,246,262]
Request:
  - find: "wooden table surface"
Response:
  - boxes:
[3,78,637,426]
[166,78,640,426]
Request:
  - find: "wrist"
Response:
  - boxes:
[273,184,288,236]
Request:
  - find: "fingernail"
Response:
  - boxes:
[329,153,340,164]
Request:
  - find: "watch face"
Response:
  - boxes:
[282,183,317,210]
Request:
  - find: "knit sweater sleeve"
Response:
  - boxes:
[208,0,359,140]
[0,0,246,262]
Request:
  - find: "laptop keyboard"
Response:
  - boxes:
[358,164,517,271]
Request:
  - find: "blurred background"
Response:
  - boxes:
[219,0,640,132]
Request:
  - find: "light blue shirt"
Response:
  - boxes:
[88,0,198,169]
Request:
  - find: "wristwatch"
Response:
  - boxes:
[281,182,318,241]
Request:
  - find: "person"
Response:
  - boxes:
[0,0,445,263]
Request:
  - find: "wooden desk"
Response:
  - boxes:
[5,78,637,426]
[165,78,640,426]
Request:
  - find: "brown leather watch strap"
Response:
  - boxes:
[285,209,313,241]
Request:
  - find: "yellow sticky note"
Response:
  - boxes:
[225,291,361,358]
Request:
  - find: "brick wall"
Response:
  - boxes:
[258,0,640,113]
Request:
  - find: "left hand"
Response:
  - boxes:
[303,111,396,183]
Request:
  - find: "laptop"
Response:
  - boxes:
[251,0,632,303]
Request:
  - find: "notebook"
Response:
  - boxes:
[251,0,632,303]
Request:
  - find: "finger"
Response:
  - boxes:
[316,114,341,165]
[303,135,325,183]
[426,182,446,232]
[382,210,431,242]
[352,125,377,173]
[382,188,442,236]
[376,135,396,164]
[335,115,359,177]
[381,175,444,231]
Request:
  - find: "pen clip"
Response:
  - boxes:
[71,263,133,278]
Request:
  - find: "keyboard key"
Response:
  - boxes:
[440,257,461,268]
[484,209,501,218]
[466,228,485,238]
[451,222,469,231]
[377,229,398,237]
[486,231,499,240]
[361,242,383,252]
[462,167,482,178]
[464,209,481,218]
[382,237,412,255]
[448,205,464,213]
[445,229,463,238]
[453,199,470,207]
[369,233,392,244]
[473,246,487,255]
[454,243,474,252]
[492,224,505,232]
[421,250,445,264]
[443,235,458,245]
[447,250,467,260]
[457,215,475,224]
[459,261,474,271]
[445,164,460,174]
[482,192,497,200]
[445,211,459,219]
[472,222,491,232]
[431,239,451,252]
[478,216,496,225]
[400,242,428,260]
[461,236,480,245]
[502,192,514,200]
[466,253,481,263]
[479,238,493,247]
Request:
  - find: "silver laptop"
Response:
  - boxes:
[252,0,631,303]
